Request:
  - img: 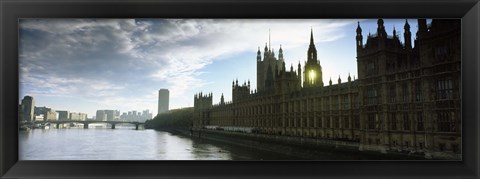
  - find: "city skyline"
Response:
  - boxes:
[19,95,153,121]
[19,19,422,117]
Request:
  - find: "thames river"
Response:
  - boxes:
[19,126,299,160]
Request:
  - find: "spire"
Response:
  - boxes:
[278,45,284,61]
[348,73,351,82]
[404,19,410,29]
[290,64,293,72]
[356,21,362,34]
[269,29,271,52]
[329,77,332,86]
[393,26,397,38]
[310,27,314,45]
[308,28,318,63]
[220,93,224,104]
[338,75,341,84]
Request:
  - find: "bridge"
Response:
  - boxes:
[24,120,145,130]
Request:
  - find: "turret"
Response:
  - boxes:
[338,75,341,84]
[348,73,352,82]
[298,62,302,87]
[220,93,224,105]
[278,45,284,61]
[265,61,274,91]
[356,21,363,50]
[404,19,412,49]
[264,43,268,59]
[329,77,332,86]
[377,19,387,38]
[417,19,428,38]
[393,26,397,39]
[257,47,261,61]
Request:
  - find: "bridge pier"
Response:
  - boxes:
[84,123,89,129]
[135,124,139,130]
[111,124,115,129]
[56,123,60,129]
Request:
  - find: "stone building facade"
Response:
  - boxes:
[193,19,461,159]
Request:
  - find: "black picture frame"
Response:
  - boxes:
[1,0,479,178]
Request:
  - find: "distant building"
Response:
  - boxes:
[57,110,69,121]
[34,106,51,116]
[142,109,153,121]
[121,109,152,122]
[104,110,115,121]
[96,110,119,121]
[158,89,169,115]
[34,106,55,121]
[69,112,87,121]
[96,110,107,121]
[44,111,57,121]
[20,96,35,122]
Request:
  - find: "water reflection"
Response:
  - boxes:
[19,128,294,160]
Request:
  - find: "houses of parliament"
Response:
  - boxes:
[193,19,461,159]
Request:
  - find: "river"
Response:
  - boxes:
[19,126,299,160]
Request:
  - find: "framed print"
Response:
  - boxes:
[1,0,479,178]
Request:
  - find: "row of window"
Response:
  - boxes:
[368,78,455,105]
[367,111,457,132]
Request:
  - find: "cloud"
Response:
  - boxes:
[19,19,356,113]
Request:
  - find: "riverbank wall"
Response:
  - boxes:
[159,128,426,160]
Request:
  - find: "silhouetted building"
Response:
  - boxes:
[158,89,169,115]
[20,96,35,122]
[193,19,461,159]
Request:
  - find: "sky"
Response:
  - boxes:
[19,19,422,118]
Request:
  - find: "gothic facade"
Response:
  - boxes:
[193,19,461,159]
